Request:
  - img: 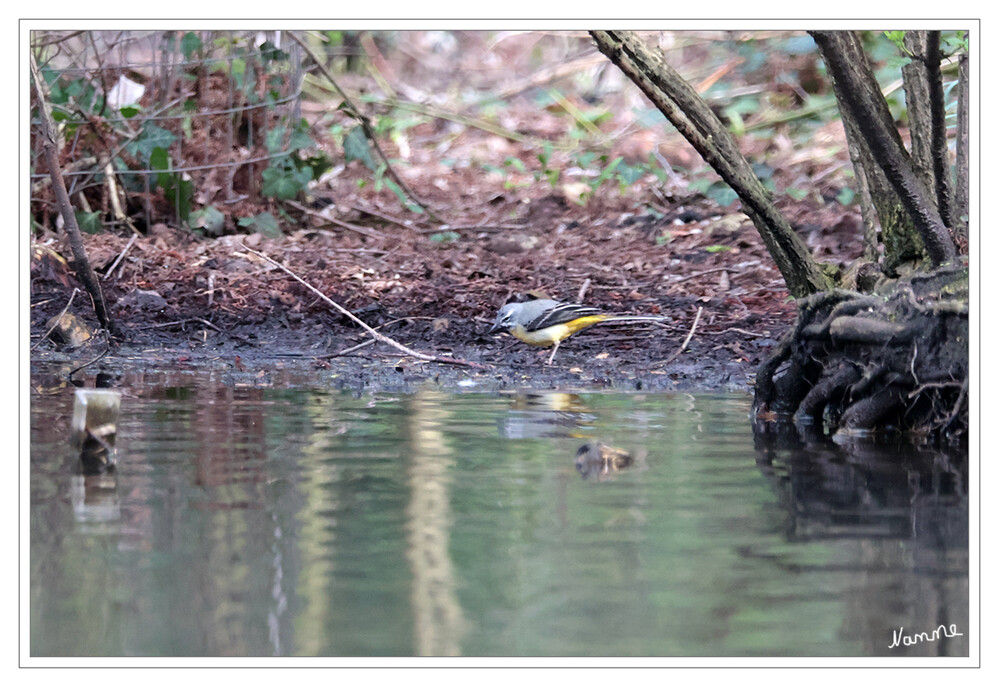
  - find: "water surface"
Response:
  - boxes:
[30,367,968,658]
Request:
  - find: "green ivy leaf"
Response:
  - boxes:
[429,231,460,243]
[706,185,738,207]
[126,123,177,164]
[237,211,282,238]
[149,147,170,171]
[343,125,376,171]
[836,187,856,206]
[190,206,226,235]
[616,162,644,186]
[288,126,315,151]
[181,31,203,59]
[75,210,103,234]
[261,164,312,200]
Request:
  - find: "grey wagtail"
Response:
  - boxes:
[488,299,667,364]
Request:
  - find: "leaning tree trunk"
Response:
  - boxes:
[590,30,832,298]
[588,29,967,439]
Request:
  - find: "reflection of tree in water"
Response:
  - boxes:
[752,424,968,657]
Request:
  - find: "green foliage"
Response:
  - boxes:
[262,160,313,200]
[343,125,377,170]
[238,211,282,237]
[127,124,177,165]
[190,206,226,235]
[149,146,194,221]
[883,31,911,56]
[259,118,331,202]
[941,30,968,55]
[536,142,560,187]
[704,245,732,253]
[74,210,103,234]
[181,31,203,59]
[429,231,460,243]
[836,187,855,206]
[688,177,739,207]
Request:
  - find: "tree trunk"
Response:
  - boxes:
[810,31,957,269]
[954,53,970,247]
[30,52,116,336]
[902,31,954,227]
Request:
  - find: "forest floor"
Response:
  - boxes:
[29,31,870,394]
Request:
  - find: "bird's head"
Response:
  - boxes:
[488,303,521,333]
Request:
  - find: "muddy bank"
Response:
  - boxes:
[31,308,781,395]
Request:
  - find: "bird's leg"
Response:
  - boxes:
[546,340,561,365]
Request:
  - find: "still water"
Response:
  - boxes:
[30,367,969,658]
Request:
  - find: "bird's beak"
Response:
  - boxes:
[488,321,501,334]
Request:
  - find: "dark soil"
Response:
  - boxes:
[31,184,869,394]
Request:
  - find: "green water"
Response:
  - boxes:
[29,368,968,658]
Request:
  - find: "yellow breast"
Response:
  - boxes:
[508,315,609,347]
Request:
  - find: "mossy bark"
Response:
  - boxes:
[810,31,957,270]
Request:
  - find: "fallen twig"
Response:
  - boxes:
[670,261,761,286]
[657,306,703,366]
[284,199,387,240]
[320,338,377,359]
[32,287,78,350]
[103,234,137,281]
[352,204,422,231]
[242,244,490,370]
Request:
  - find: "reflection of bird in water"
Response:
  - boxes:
[498,392,595,440]
[574,441,634,480]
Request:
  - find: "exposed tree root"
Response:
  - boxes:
[753,263,968,440]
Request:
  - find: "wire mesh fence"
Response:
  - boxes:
[30,30,303,233]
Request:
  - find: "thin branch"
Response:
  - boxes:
[319,338,376,359]
[241,244,490,370]
[68,330,112,378]
[290,31,442,223]
[284,199,387,240]
[32,287,78,350]
[30,51,116,336]
[656,306,703,366]
[103,234,137,281]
